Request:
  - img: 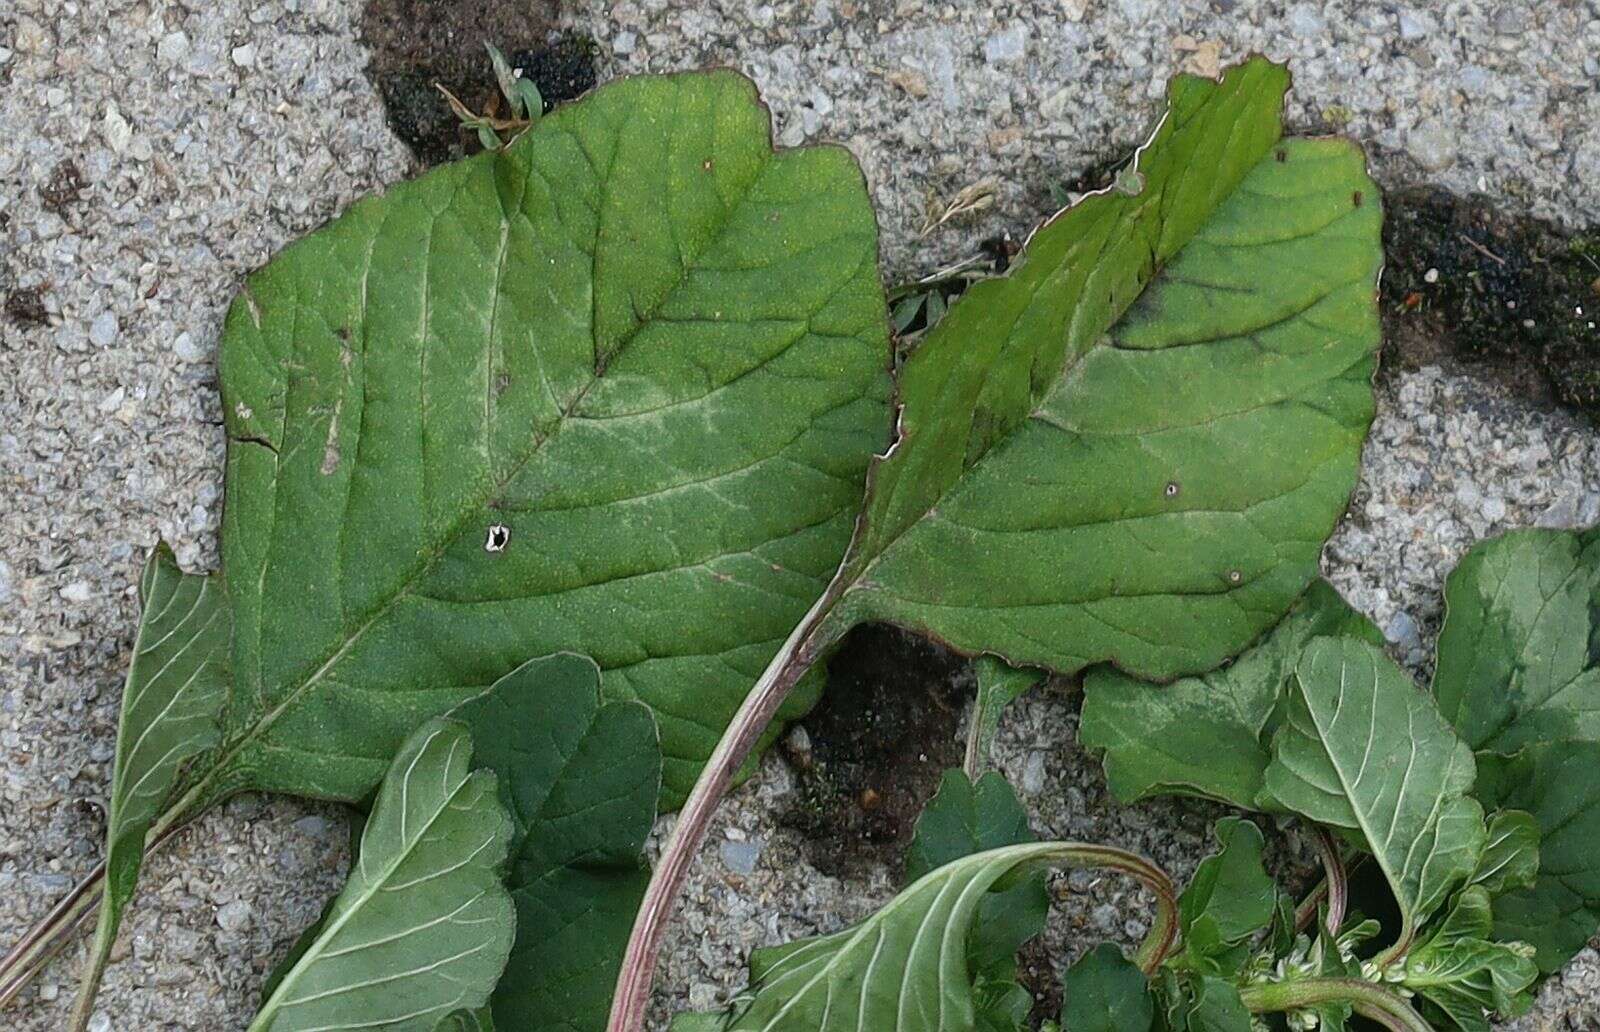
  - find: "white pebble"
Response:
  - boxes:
[174,331,207,362]
[89,311,118,346]
[61,581,93,604]
[216,900,253,932]
[157,31,190,64]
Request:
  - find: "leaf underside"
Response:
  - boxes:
[1263,637,1485,938]
[251,719,514,1032]
[88,545,231,985]
[206,70,890,807]
[835,57,1382,683]
[700,844,1077,1032]
[451,654,661,1032]
[1081,579,1382,808]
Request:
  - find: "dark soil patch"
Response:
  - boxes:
[4,286,49,328]
[39,159,86,216]
[779,624,969,880]
[359,0,596,166]
[1382,187,1600,420]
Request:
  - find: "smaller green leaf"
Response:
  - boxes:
[1082,581,1381,808]
[1401,935,1537,1031]
[1177,818,1276,971]
[250,719,515,1032]
[1261,637,1485,952]
[1475,741,1600,972]
[78,545,230,1021]
[1430,886,1495,944]
[1469,810,1539,895]
[1061,943,1153,1032]
[907,770,1048,989]
[451,654,661,1032]
[1174,976,1252,1032]
[1431,527,1600,753]
[484,43,522,118]
[513,79,544,122]
[965,657,1044,778]
[906,770,1036,878]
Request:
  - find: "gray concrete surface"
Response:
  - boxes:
[2,0,1598,1028]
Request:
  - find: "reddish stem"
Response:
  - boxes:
[606,590,843,1032]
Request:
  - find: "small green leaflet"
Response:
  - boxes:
[906,770,1037,877]
[1175,818,1276,972]
[1432,527,1600,751]
[250,719,515,1032]
[1082,580,1381,808]
[1261,637,1485,952]
[906,769,1048,1021]
[1160,973,1253,1032]
[1475,741,1600,972]
[1402,931,1537,1030]
[831,57,1382,685]
[451,654,661,1032]
[1468,810,1539,895]
[1060,944,1153,1032]
[74,545,230,1023]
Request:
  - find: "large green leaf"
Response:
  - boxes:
[249,719,515,1032]
[450,654,661,1032]
[1475,741,1600,972]
[827,57,1381,682]
[1261,637,1486,949]
[75,545,231,1019]
[1081,580,1381,808]
[1432,528,1600,751]
[198,69,889,810]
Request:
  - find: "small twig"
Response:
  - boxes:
[918,178,998,237]
[1458,232,1507,267]
[434,83,534,133]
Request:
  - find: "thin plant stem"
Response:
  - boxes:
[0,810,190,1012]
[606,588,847,1032]
[1310,825,1347,935]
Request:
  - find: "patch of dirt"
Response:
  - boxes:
[38,159,85,215]
[360,0,596,166]
[779,624,970,880]
[1382,186,1600,421]
[4,286,48,328]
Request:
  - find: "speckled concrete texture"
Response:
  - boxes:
[2,0,1598,1028]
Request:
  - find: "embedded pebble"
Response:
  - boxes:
[215,900,253,933]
